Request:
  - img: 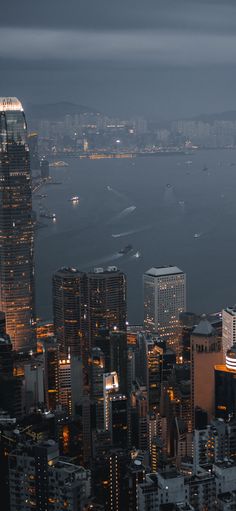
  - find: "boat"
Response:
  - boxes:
[39,211,56,221]
[185,160,192,165]
[179,201,185,206]
[166,184,172,188]
[134,251,141,258]
[202,166,208,172]
[69,196,79,203]
[119,245,133,256]
[194,233,201,239]
[49,161,69,168]
[35,194,47,199]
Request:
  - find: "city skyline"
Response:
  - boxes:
[2,2,236,510]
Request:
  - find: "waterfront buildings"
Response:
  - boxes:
[0,97,35,350]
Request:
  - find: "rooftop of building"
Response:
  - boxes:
[55,460,89,475]
[88,266,123,275]
[0,335,12,346]
[145,266,184,277]
[218,491,236,503]
[0,97,23,112]
[214,459,236,470]
[159,468,182,480]
[224,305,236,316]
[54,266,82,277]
[192,316,216,336]
[160,505,193,511]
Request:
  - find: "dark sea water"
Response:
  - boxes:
[34,149,236,323]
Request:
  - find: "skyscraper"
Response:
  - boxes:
[87,266,127,350]
[143,266,186,348]
[191,316,223,429]
[53,266,127,364]
[52,267,86,357]
[0,97,35,351]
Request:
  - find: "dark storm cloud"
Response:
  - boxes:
[1,0,236,117]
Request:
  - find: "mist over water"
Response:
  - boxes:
[34,150,236,323]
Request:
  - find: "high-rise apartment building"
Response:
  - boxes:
[8,440,91,511]
[58,354,83,417]
[0,97,35,351]
[143,266,186,348]
[53,267,86,357]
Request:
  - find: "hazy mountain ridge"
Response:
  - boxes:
[192,110,236,123]
[27,101,100,121]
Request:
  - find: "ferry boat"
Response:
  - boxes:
[49,161,69,168]
[39,211,56,221]
[69,196,79,203]
[119,245,133,256]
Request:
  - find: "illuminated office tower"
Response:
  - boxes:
[58,354,83,417]
[143,266,186,348]
[103,372,119,430]
[90,347,105,430]
[87,266,127,350]
[52,267,86,357]
[222,306,236,357]
[42,338,60,411]
[0,97,35,351]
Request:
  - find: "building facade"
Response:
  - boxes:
[53,267,86,357]
[87,266,127,350]
[222,306,236,356]
[143,266,186,349]
[0,97,35,350]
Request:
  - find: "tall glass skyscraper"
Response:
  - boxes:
[0,97,35,351]
[143,265,186,349]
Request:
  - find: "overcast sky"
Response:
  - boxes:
[1,0,236,118]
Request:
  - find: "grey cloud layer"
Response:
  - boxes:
[1,0,236,31]
[2,28,236,66]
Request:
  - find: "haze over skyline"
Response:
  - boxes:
[2,0,236,119]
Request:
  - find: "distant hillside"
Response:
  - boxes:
[27,101,100,121]
[193,110,236,123]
